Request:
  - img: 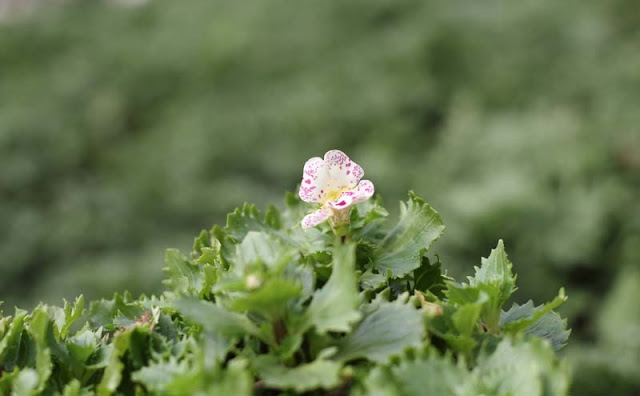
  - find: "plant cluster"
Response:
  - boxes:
[0,152,570,395]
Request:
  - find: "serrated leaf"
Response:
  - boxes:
[97,335,127,396]
[192,229,212,257]
[351,197,390,240]
[173,299,270,345]
[132,358,189,393]
[469,239,517,309]
[62,295,85,339]
[97,326,149,396]
[413,256,448,298]
[228,278,302,319]
[305,243,361,334]
[163,249,201,295]
[195,247,219,266]
[254,355,342,392]
[233,231,295,273]
[361,367,401,396]
[264,205,281,229]
[373,192,445,278]
[88,293,143,330]
[452,291,489,336]
[360,267,388,290]
[229,194,330,256]
[0,317,9,343]
[501,289,570,351]
[0,309,27,372]
[449,240,518,333]
[391,353,469,396]
[206,358,253,396]
[334,294,425,363]
[67,328,101,363]
[467,336,571,396]
[445,282,482,306]
[28,309,53,392]
[61,379,93,396]
[226,204,276,242]
[163,247,217,299]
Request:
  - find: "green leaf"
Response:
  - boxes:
[67,328,101,363]
[452,292,489,336]
[469,240,517,305]
[351,197,390,240]
[449,240,518,333]
[360,367,400,396]
[205,358,252,396]
[305,243,361,334]
[253,355,342,392]
[0,309,27,372]
[173,299,270,345]
[373,192,445,278]
[195,247,220,266]
[428,289,487,354]
[88,292,143,330]
[334,294,425,363]
[192,229,212,257]
[467,336,571,396]
[97,334,127,396]
[233,231,295,273]
[162,249,201,295]
[61,379,93,396]
[445,283,483,306]
[0,303,8,341]
[360,267,388,290]
[228,278,302,318]
[132,358,189,393]
[391,353,469,396]
[0,369,18,395]
[28,309,53,392]
[62,295,85,339]
[226,204,277,242]
[501,288,570,350]
[413,256,448,298]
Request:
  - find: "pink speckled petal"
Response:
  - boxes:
[299,157,329,203]
[301,208,332,229]
[324,150,364,190]
[327,180,375,210]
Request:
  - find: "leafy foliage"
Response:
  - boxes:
[0,192,570,395]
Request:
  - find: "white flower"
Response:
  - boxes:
[299,150,374,230]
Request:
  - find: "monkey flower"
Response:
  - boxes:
[299,150,374,231]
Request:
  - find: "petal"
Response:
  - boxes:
[301,208,332,229]
[323,150,364,190]
[327,180,375,209]
[299,157,329,203]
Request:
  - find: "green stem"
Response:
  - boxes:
[330,208,352,241]
[484,310,501,335]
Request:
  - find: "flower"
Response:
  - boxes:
[299,150,374,230]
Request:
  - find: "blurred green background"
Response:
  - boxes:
[1,0,639,394]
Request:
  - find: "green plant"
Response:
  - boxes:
[0,151,570,395]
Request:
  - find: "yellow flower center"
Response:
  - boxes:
[323,190,343,204]
[323,188,348,205]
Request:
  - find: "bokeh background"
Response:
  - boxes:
[1,0,639,394]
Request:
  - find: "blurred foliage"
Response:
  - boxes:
[0,0,638,393]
